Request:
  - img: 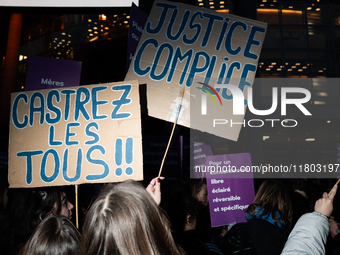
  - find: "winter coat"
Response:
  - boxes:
[281,212,330,255]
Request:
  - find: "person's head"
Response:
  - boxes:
[165,192,199,233]
[246,180,293,227]
[19,215,81,255]
[79,180,184,255]
[186,179,208,207]
[32,188,74,221]
[0,167,9,220]
[5,186,74,241]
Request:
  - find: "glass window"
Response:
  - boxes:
[336,50,340,73]
[307,3,331,25]
[334,27,340,49]
[55,15,66,31]
[331,4,340,26]
[41,16,54,36]
[311,78,329,105]
[281,3,306,25]
[263,26,282,49]
[258,50,284,76]
[67,14,82,27]
[308,26,332,49]
[68,26,82,45]
[29,39,39,56]
[29,25,41,40]
[257,8,280,24]
[53,31,68,51]
[285,50,309,75]
[310,50,335,73]
[283,26,307,48]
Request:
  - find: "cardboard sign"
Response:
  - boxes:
[125,0,267,140]
[25,56,82,91]
[8,80,143,188]
[192,141,212,178]
[127,3,148,71]
[205,153,255,227]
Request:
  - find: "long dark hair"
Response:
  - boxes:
[19,215,81,255]
[0,187,66,255]
[79,180,185,255]
[246,180,293,227]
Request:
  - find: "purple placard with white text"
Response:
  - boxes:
[192,141,212,179]
[206,153,255,227]
[126,3,148,71]
[24,56,82,91]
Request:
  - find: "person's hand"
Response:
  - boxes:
[314,184,338,218]
[329,219,339,238]
[146,177,164,205]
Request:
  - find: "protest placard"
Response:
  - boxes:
[8,80,143,188]
[205,153,255,227]
[126,3,148,71]
[192,141,212,179]
[25,56,82,91]
[125,0,267,141]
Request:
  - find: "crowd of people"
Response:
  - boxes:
[0,167,339,255]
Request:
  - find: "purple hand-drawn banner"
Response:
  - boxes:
[24,56,82,91]
[206,153,255,227]
[192,141,212,179]
[126,2,148,71]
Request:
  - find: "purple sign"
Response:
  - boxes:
[192,141,212,179]
[126,3,148,71]
[205,153,255,227]
[24,56,82,91]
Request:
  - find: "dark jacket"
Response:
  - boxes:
[247,218,291,255]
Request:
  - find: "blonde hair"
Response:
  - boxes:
[79,180,184,255]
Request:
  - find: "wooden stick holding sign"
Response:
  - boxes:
[158,88,185,178]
